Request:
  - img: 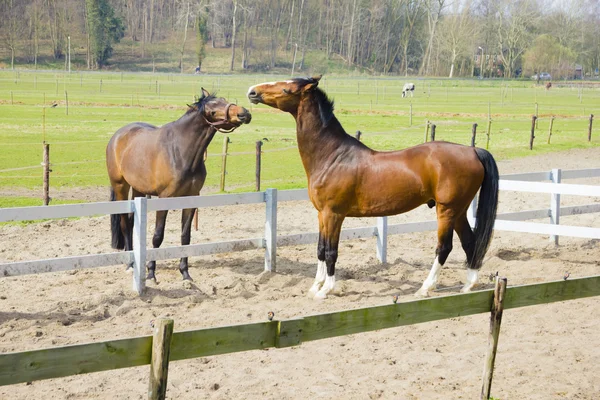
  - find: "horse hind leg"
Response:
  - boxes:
[454,212,479,293]
[308,232,327,297]
[415,211,454,298]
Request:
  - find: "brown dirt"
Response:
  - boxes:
[0,148,600,399]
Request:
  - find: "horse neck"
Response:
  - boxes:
[172,111,217,171]
[293,94,350,173]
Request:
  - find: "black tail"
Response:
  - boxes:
[110,188,125,250]
[471,148,499,270]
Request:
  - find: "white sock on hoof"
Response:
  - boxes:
[461,268,479,292]
[415,257,441,297]
[314,274,335,300]
[308,260,326,296]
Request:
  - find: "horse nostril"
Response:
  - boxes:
[248,90,257,97]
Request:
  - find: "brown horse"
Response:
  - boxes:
[248,76,499,299]
[106,89,252,282]
[546,82,552,91]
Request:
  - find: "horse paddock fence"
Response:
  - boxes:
[1,168,599,294]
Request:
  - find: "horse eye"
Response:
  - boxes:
[211,111,216,116]
[283,89,290,94]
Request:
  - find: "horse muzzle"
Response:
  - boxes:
[236,109,252,124]
[247,88,262,104]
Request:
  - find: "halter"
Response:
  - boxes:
[203,103,239,133]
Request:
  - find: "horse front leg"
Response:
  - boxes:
[314,211,345,300]
[146,210,168,282]
[307,213,327,297]
[178,208,196,281]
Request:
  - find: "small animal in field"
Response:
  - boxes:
[248,76,499,300]
[402,83,415,98]
[106,89,252,282]
[546,82,552,91]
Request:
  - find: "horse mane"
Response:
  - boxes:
[292,77,335,127]
[186,91,217,115]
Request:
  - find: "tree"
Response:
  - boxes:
[523,34,576,79]
[85,0,124,69]
[196,12,208,71]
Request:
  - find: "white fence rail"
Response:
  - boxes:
[1,168,599,294]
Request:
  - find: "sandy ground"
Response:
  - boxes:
[0,148,599,399]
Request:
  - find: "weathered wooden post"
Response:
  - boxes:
[219,136,230,192]
[409,103,413,126]
[148,318,174,400]
[485,119,492,150]
[471,123,478,147]
[42,142,50,205]
[430,124,436,141]
[255,140,263,191]
[424,121,430,143]
[65,91,69,115]
[547,116,555,144]
[481,276,507,400]
[588,114,594,142]
[529,116,537,150]
[355,130,361,141]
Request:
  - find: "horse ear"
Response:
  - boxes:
[302,75,322,92]
[201,87,210,98]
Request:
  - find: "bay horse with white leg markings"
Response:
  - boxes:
[106,89,252,282]
[247,76,499,299]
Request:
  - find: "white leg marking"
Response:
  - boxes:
[415,257,442,297]
[461,268,479,293]
[314,274,336,300]
[308,260,326,296]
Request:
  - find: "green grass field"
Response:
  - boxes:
[0,70,598,207]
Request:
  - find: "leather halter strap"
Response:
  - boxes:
[203,103,238,133]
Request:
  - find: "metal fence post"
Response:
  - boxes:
[133,196,147,294]
[550,168,561,245]
[376,216,388,263]
[264,188,277,272]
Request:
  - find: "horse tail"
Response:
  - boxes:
[110,188,125,250]
[471,148,499,270]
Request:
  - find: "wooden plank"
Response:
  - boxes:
[387,220,438,235]
[278,189,309,202]
[504,275,600,310]
[276,318,304,348]
[146,192,265,212]
[169,322,277,360]
[148,319,174,400]
[499,180,600,197]
[0,200,132,223]
[301,290,494,342]
[147,238,264,261]
[0,251,132,277]
[493,219,600,239]
[500,171,551,181]
[496,209,549,221]
[561,168,600,180]
[0,336,152,386]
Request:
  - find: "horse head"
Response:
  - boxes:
[247,75,322,114]
[194,88,252,132]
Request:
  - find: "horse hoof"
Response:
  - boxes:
[460,285,474,293]
[181,272,193,282]
[314,291,327,300]
[414,289,430,298]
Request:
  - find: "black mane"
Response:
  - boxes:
[292,77,335,127]
[187,91,217,115]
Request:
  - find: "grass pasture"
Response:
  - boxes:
[0,70,598,207]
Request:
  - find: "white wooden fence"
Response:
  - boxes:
[1,168,599,294]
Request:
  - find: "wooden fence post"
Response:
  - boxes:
[547,116,555,144]
[355,130,361,141]
[148,318,174,400]
[409,103,413,126]
[424,121,430,143]
[481,276,507,400]
[376,216,388,263]
[264,188,277,272]
[220,136,230,192]
[42,142,50,205]
[133,196,147,295]
[255,141,262,191]
[430,124,436,141]
[588,114,594,142]
[485,119,492,150]
[471,123,478,147]
[549,168,561,245]
[529,116,537,150]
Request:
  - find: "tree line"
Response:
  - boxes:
[1,0,599,78]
